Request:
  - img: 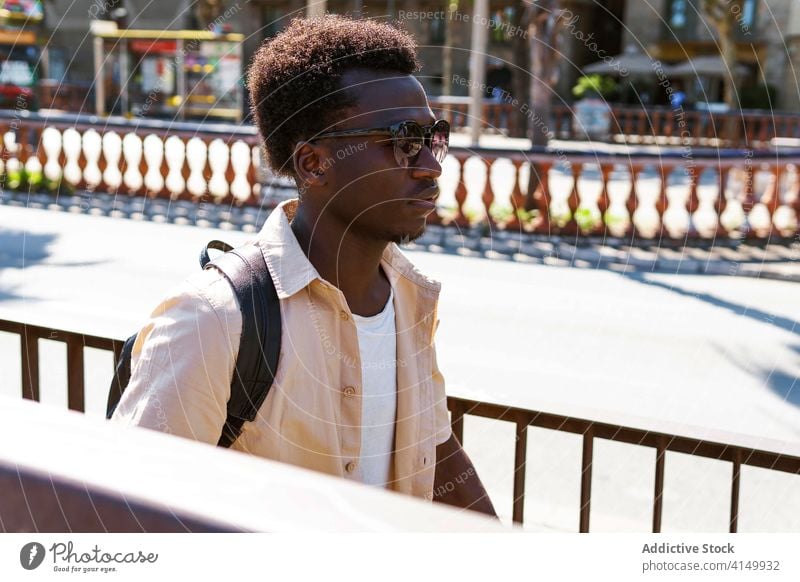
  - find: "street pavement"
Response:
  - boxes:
[0,202,798,532]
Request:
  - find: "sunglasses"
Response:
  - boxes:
[311,119,450,168]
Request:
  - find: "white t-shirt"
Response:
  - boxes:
[351,286,397,488]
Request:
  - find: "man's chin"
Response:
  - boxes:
[391,224,427,245]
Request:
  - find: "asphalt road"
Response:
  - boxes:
[1,203,798,531]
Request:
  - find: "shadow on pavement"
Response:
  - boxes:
[0,229,104,303]
[621,271,800,408]
[620,271,800,338]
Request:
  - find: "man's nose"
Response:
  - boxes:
[409,144,443,180]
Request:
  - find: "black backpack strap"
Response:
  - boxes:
[106,333,139,419]
[199,240,234,269]
[204,242,281,448]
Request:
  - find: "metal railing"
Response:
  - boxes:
[3,317,798,532]
[551,105,800,148]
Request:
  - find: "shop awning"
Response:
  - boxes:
[583,50,664,77]
[669,55,749,77]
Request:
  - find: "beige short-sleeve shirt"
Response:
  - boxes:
[112,199,452,500]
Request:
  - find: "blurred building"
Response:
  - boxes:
[20,0,800,114]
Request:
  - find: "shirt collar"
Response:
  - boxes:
[256,198,441,299]
[255,199,320,299]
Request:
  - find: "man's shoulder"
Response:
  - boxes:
[181,267,243,323]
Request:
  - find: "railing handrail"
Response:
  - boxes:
[447,396,800,474]
[0,109,259,138]
[3,316,798,467]
[448,144,800,162]
[551,103,800,120]
[430,98,800,119]
[1,395,504,532]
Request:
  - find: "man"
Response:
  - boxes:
[112,15,496,517]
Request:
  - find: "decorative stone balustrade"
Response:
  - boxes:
[440,147,800,241]
[1,111,798,241]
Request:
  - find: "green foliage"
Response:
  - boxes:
[0,166,63,193]
[489,206,537,224]
[574,207,600,231]
[603,211,628,227]
[572,75,617,99]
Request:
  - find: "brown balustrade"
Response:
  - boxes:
[0,111,267,209]
[3,317,798,532]
[436,147,800,241]
[2,111,799,241]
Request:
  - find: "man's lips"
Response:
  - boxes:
[407,185,440,210]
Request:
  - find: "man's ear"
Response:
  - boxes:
[293,141,327,190]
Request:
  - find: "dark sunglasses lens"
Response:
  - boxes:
[431,120,449,163]
[394,122,424,167]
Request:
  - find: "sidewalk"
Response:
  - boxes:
[4,189,798,283]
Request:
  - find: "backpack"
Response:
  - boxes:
[106,239,282,448]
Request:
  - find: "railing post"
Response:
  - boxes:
[729,449,742,533]
[66,336,85,412]
[449,153,470,228]
[561,163,581,235]
[530,160,552,234]
[656,162,671,239]
[481,157,495,227]
[450,399,465,445]
[761,165,781,235]
[20,326,40,402]
[579,426,594,533]
[741,162,757,239]
[625,163,642,238]
[595,163,612,236]
[685,164,700,238]
[504,159,525,230]
[652,435,666,533]
[715,165,731,238]
[512,418,528,524]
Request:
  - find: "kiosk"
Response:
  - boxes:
[0,1,44,110]
[91,21,244,121]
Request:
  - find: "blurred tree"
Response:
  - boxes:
[441,1,459,96]
[516,0,565,215]
[700,0,745,108]
[521,0,564,147]
[509,0,529,137]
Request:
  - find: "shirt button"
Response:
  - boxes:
[345,461,356,473]
[343,385,357,397]
[339,310,349,321]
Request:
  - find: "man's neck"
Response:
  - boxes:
[290,205,391,317]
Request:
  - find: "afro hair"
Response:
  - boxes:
[246,15,420,178]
